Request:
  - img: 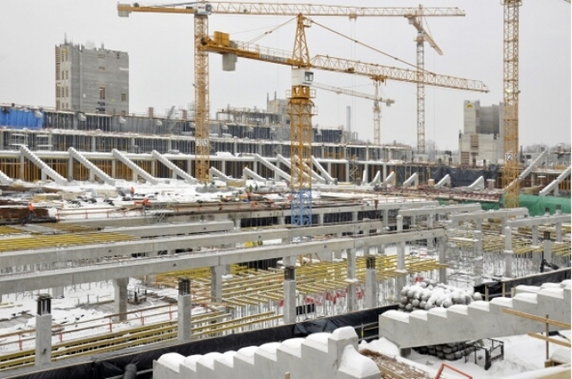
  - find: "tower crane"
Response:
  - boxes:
[200,15,488,225]
[501,0,569,208]
[501,0,521,208]
[311,82,395,145]
[405,5,447,154]
[117,2,465,184]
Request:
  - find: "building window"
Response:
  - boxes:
[56,86,61,98]
[470,134,479,150]
[121,93,127,102]
[99,87,106,100]
[64,87,68,98]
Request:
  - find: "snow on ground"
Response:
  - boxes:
[360,334,571,379]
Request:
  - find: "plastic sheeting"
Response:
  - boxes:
[474,268,571,299]
[16,305,397,379]
[432,165,500,188]
[0,107,43,129]
[512,194,571,216]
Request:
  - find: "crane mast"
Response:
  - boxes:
[289,15,314,226]
[502,0,522,208]
[407,5,446,155]
[194,12,210,183]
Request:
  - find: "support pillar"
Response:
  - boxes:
[283,266,297,324]
[396,215,405,271]
[211,265,224,303]
[346,248,357,312]
[365,256,378,308]
[114,277,128,322]
[503,226,514,278]
[473,231,483,285]
[532,225,539,246]
[543,231,553,263]
[178,278,192,342]
[318,212,324,225]
[35,295,52,367]
[437,240,448,284]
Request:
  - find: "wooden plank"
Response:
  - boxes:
[502,308,571,329]
[527,333,572,348]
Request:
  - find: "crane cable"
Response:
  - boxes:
[308,16,436,75]
[247,16,297,44]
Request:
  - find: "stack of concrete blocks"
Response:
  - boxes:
[379,280,571,348]
[153,326,380,379]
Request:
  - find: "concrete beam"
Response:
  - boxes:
[398,203,481,217]
[0,229,445,294]
[0,220,386,269]
[449,208,529,224]
[507,214,570,228]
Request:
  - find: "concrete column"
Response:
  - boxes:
[438,241,448,284]
[352,211,358,222]
[365,256,377,308]
[91,135,96,152]
[233,218,241,231]
[410,215,416,227]
[503,226,514,278]
[345,162,350,182]
[543,231,553,263]
[67,157,74,181]
[397,216,405,272]
[384,209,389,228]
[318,212,324,225]
[555,223,563,243]
[346,248,357,312]
[382,163,387,182]
[531,225,539,246]
[473,231,483,285]
[283,266,297,324]
[177,278,192,342]
[211,265,224,303]
[114,277,128,322]
[427,213,434,228]
[35,295,52,367]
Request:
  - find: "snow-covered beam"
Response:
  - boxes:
[435,174,451,188]
[382,171,396,186]
[20,145,67,185]
[111,149,159,185]
[151,150,196,184]
[242,167,265,182]
[539,165,571,197]
[467,176,484,190]
[253,153,291,182]
[402,172,418,187]
[311,156,335,184]
[69,147,116,185]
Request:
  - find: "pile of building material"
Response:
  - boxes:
[398,280,482,311]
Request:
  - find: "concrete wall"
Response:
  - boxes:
[153,327,380,379]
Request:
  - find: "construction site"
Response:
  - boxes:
[0,1,570,378]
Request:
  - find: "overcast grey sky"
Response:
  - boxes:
[0,0,569,150]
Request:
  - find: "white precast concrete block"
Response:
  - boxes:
[329,326,359,363]
[254,342,282,378]
[336,344,379,379]
[277,337,304,378]
[301,333,333,378]
[234,346,258,378]
[154,353,185,379]
[196,352,223,378]
[213,351,235,378]
[180,355,201,378]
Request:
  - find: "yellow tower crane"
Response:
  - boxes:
[406,5,447,154]
[310,82,395,146]
[117,2,466,184]
[501,0,521,208]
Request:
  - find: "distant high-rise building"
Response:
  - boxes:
[55,41,129,115]
[459,100,504,166]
